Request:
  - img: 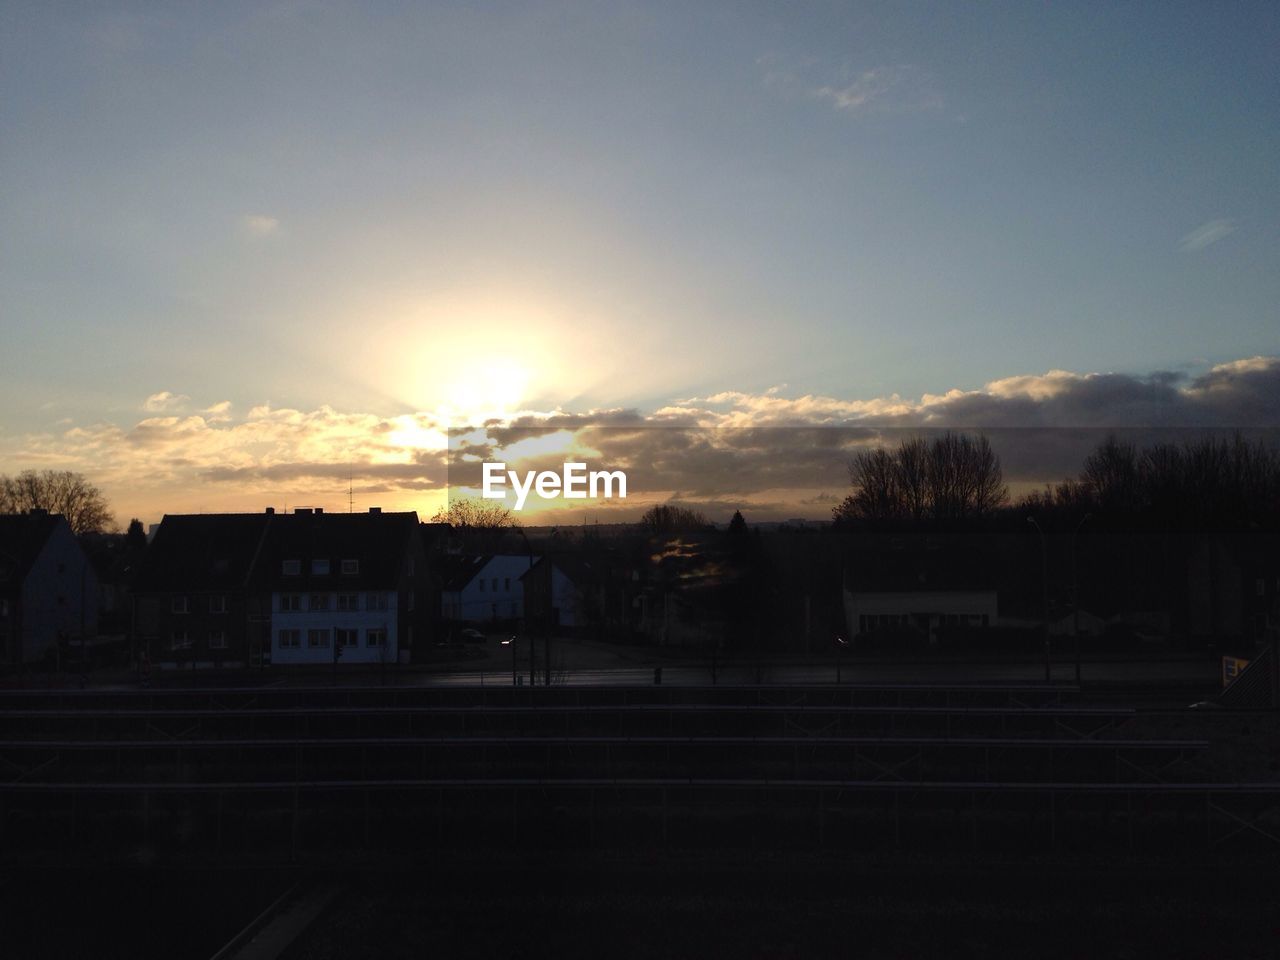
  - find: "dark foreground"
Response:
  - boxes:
[4,853,1278,960]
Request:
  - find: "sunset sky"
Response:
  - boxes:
[2,2,1277,525]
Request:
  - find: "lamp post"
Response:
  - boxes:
[1027,516,1050,683]
[1071,513,1092,685]
[835,635,849,684]
[515,526,536,687]
[502,636,516,687]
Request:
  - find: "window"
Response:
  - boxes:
[408,592,416,612]
[341,559,359,575]
[278,628,301,649]
[336,593,359,612]
[366,593,388,611]
[282,559,301,576]
[310,594,330,611]
[336,628,358,648]
[210,595,226,614]
[312,559,330,575]
[209,630,227,649]
[170,630,191,650]
[504,578,511,592]
[171,596,189,614]
[366,628,386,647]
[1257,579,1266,597]
[492,578,498,592]
[479,579,485,592]
[280,594,302,612]
[307,628,330,648]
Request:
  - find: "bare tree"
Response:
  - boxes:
[430,497,516,530]
[430,497,519,553]
[639,504,710,533]
[0,470,115,534]
[833,433,1007,522]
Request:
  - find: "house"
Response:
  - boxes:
[0,510,99,666]
[845,589,998,645]
[259,508,426,666]
[841,532,1001,647]
[442,555,533,624]
[133,507,428,668]
[132,512,273,668]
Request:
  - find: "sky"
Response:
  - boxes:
[1,1,1277,525]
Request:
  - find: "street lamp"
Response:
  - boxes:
[835,635,849,684]
[502,635,516,687]
[1027,516,1050,683]
[1071,513,1092,685]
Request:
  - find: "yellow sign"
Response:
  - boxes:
[1222,656,1250,687]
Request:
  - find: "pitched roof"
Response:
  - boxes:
[252,511,419,591]
[133,514,271,592]
[0,511,66,587]
[135,510,421,593]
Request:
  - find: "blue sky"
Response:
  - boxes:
[1,1,1277,520]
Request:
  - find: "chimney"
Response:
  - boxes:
[369,507,382,514]
[295,508,312,515]
[265,507,275,515]
[314,507,324,515]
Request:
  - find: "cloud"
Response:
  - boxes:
[5,357,1278,523]
[241,214,281,237]
[1180,218,1236,252]
[813,65,942,115]
[143,391,189,412]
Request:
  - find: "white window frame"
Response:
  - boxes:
[171,596,189,614]
[312,559,330,575]
[210,595,227,614]
[282,559,301,576]
[366,628,386,647]
[341,559,359,575]
[209,630,227,650]
[336,593,359,612]
[336,627,359,648]
[278,628,301,649]
[280,594,302,612]
[307,628,330,648]
[170,630,191,650]
[310,593,329,612]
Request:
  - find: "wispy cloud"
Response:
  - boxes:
[143,391,189,412]
[812,65,942,115]
[1180,218,1236,252]
[241,213,281,237]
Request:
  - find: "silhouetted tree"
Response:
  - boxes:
[0,470,115,534]
[834,432,1007,522]
[430,497,516,530]
[431,497,520,554]
[639,504,710,533]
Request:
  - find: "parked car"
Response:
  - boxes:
[459,628,486,643]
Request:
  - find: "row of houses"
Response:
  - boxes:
[3,507,1278,668]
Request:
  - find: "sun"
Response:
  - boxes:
[440,355,532,421]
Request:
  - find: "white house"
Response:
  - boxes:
[844,589,998,646]
[442,555,534,623]
[262,509,426,666]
